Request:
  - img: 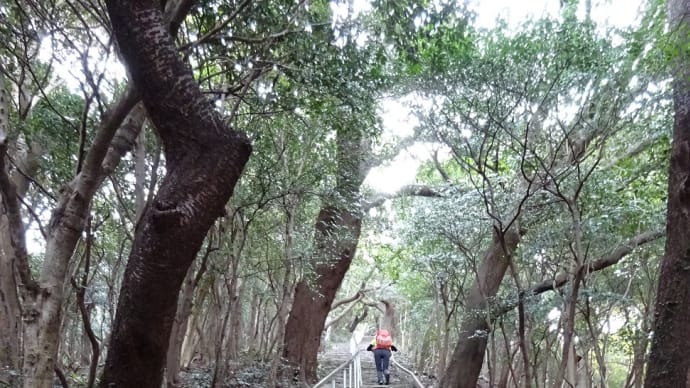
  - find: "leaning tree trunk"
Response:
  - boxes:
[282,115,371,383]
[7,3,189,386]
[283,205,363,382]
[99,1,251,387]
[379,299,397,335]
[440,227,521,388]
[645,0,690,386]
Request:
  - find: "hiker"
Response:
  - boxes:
[366,329,398,385]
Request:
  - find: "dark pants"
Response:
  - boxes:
[373,348,391,382]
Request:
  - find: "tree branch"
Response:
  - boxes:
[162,0,195,37]
[331,290,364,311]
[0,73,37,292]
[494,230,664,318]
[602,131,665,170]
[348,308,368,333]
[101,103,146,176]
[70,217,100,388]
[178,0,253,51]
[432,149,451,182]
[364,184,443,210]
[325,292,364,330]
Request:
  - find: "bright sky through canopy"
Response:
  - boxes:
[364,0,645,194]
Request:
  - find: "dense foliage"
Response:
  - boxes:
[0,0,675,387]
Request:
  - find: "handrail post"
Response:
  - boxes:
[358,358,361,388]
[312,334,366,388]
[348,363,352,387]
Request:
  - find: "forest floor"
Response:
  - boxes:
[175,352,437,387]
[177,358,295,387]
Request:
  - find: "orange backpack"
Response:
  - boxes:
[375,329,393,349]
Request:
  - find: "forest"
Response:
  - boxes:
[0,0,688,387]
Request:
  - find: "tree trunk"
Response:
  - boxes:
[228,278,245,357]
[0,210,21,380]
[282,119,369,382]
[626,314,650,388]
[183,288,214,368]
[439,227,521,388]
[283,205,362,382]
[0,203,20,381]
[211,275,242,388]
[14,1,193,382]
[645,0,690,386]
[166,258,204,387]
[554,273,583,388]
[269,201,299,384]
[380,299,397,334]
[418,326,434,372]
[99,1,251,386]
[438,288,452,377]
[134,128,147,222]
[0,73,41,383]
[19,90,140,388]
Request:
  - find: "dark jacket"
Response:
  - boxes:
[367,343,398,352]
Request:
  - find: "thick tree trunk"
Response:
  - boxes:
[282,119,370,383]
[15,0,191,381]
[0,197,20,379]
[0,215,21,382]
[99,1,251,387]
[379,299,396,334]
[283,206,362,382]
[645,0,690,386]
[439,227,521,388]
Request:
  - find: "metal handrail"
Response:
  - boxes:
[391,356,426,388]
[312,350,362,388]
[312,333,363,388]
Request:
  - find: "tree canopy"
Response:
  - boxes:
[0,0,681,387]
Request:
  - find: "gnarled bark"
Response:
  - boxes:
[12,3,193,387]
[99,0,251,386]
